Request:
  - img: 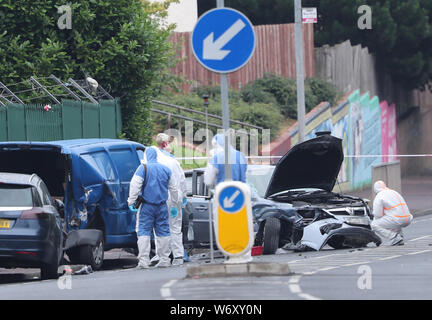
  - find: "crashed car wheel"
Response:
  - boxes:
[327,235,363,250]
[262,218,280,255]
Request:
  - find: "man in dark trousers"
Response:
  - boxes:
[128,148,178,268]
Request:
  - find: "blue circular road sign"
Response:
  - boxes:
[191,8,256,73]
[219,186,245,213]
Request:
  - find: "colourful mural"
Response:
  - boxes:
[380,100,398,163]
[331,101,350,190]
[288,90,397,191]
[349,92,383,190]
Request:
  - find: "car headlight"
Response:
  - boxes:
[343,216,370,226]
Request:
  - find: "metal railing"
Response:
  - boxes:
[151,99,264,131]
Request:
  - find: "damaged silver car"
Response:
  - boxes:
[254,132,382,254]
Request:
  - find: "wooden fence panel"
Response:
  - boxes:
[170,23,315,91]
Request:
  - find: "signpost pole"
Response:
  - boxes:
[191,4,255,263]
[216,0,232,181]
[220,74,232,181]
[294,0,306,143]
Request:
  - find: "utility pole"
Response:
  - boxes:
[294,0,306,143]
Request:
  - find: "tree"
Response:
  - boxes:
[198,0,432,90]
[0,0,178,144]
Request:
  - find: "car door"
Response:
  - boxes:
[36,178,63,261]
[185,170,215,247]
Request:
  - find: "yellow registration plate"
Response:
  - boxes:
[0,219,11,229]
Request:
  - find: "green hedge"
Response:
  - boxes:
[152,74,340,142]
[241,73,339,119]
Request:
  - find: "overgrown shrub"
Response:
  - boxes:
[240,73,340,119]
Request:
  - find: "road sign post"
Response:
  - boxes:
[191,6,255,181]
[192,5,255,263]
[214,181,254,263]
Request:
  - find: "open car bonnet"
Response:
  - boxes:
[265,133,344,198]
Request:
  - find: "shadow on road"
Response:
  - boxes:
[0,270,40,284]
[100,257,138,271]
[0,252,139,285]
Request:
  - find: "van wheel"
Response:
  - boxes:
[67,239,104,270]
[262,218,280,255]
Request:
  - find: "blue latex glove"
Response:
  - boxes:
[170,207,178,218]
[129,205,138,213]
[182,197,188,207]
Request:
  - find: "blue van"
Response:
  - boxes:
[0,139,145,269]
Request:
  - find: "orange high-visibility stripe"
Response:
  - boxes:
[389,189,406,214]
[384,203,407,211]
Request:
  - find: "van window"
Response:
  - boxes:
[81,151,116,181]
[109,148,139,182]
[136,149,144,161]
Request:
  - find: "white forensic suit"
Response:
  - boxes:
[127,147,178,268]
[371,180,413,246]
[149,146,187,266]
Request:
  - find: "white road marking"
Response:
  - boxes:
[317,266,339,272]
[160,279,177,300]
[407,249,432,255]
[408,235,432,242]
[286,234,432,300]
[289,284,301,294]
[342,261,371,267]
[298,293,322,300]
[379,255,402,261]
[162,233,432,300]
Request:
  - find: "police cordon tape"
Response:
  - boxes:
[176,154,432,161]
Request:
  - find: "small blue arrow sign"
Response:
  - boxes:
[192,8,255,73]
[219,186,245,213]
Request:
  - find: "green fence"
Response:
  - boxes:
[0,99,122,141]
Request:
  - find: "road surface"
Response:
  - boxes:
[0,214,431,301]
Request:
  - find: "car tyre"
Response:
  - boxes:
[40,255,59,280]
[262,218,280,255]
[67,238,104,270]
[327,235,350,250]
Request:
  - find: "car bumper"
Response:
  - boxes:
[0,239,58,268]
[300,218,381,251]
[324,225,381,248]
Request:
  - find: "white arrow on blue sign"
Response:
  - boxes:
[219,186,245,213]
[191,8,256,74]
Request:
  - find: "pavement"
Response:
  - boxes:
[349,175,432,216]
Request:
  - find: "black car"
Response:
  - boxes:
[183,132,381,254]
[0,173,63,279]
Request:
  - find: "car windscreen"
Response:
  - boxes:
[246,166,275,198]
[0,184,34,207]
